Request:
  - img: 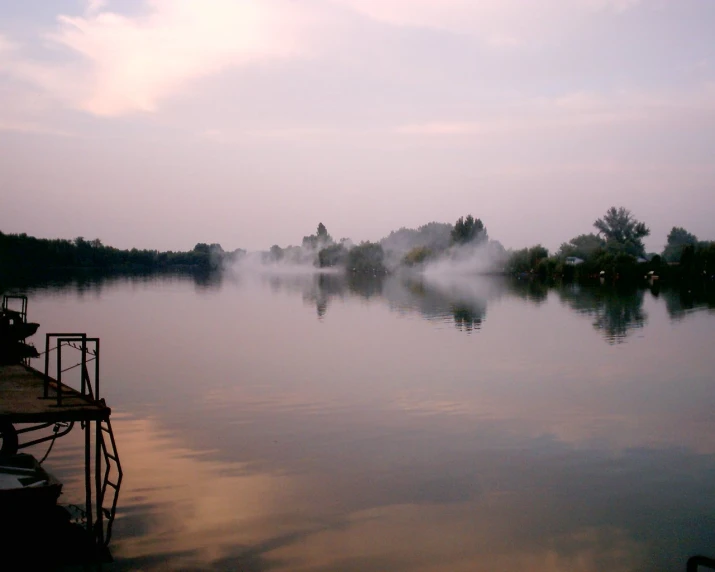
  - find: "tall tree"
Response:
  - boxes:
[303,222,333,250]
[662,226,698,262]
[593,207,650,257]
[451,215,487,245]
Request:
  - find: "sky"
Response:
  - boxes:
[0,0,714,253]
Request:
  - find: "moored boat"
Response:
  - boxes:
[0,453,63,513]
[0,309,40,341]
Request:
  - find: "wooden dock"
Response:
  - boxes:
[0,364,110,424]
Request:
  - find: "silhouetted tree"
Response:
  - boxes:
[558,233,605,260]
[451,215,487,245]
[302,222,333,250]
[594,207,650,257]
[346,242,386,273]
[269,245,284,262]
[506,245,549,274]
[662,226,698,262]
[0,231,231,271]
[318,244,347,267]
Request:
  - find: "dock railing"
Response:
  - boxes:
[43,333,100,406]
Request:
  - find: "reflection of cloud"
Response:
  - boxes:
[52,412,715,571]
[106,417,305,568]
[272,505,646,572]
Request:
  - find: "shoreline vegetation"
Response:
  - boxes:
[1,206,713,287]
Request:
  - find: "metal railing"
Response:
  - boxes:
[43,333,100,406]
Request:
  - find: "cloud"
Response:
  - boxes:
[2,0,320,116]
[394,85,715,138]
[331,0,642,44]
[0,33,17,55]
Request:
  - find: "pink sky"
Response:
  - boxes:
[1,0,714,252]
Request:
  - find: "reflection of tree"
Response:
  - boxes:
[285,273,493,330]
[192,269,224,291]
[506,278,549,305]
[661,286,715,322]
[557,284,647,344]
[346,273,384,299]
[0,267,220,297]
[388,277,491,333]
[452,304,485,332]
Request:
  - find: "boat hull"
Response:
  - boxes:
[0,454,63,514]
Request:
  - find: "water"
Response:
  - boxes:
[15,271,715,571]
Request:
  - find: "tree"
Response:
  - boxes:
[505,245,549,274]
[346,242,386,273]
[593,207,650,257]
[303,223,333,250]
[269,245,284,262]
[318,244,347,267]
[558,233,604,260]
[662,226,698,262]
[451,215,487,245]
[402,246,433,267]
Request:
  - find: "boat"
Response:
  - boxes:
[0,453,63,513]
[0,309,40,341]
[0,341,40,365]
[0,308,40,364]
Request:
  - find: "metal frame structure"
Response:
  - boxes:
[38,333,121,546]
[2,294,28,322]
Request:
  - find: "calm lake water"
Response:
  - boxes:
[15,271,715,571]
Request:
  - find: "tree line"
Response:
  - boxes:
[0,232,245,272]
[503,207,715,283]
[3,206,713,284]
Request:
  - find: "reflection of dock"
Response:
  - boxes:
[0,295,122,565]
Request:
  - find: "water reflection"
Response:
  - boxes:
[0,268,226,297]
[7,268,714,343]
[508,277,550,305]
[661,285,715,321]
[90,414,715,571]
[556,284,647,344]
[258,272,657,341]
[10,270,715,571]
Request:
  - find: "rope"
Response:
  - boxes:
[34,344,62,357]
[38,423,66,464]
[60,356,97,373]
[66,341,97,355]
[35,342,96,358]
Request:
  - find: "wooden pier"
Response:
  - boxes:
[0,364,110,424]
[0,295,122,560]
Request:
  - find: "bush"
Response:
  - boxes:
[346,242,386,274]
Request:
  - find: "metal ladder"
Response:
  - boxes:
[97,404,123,545]
[81,363,123,546]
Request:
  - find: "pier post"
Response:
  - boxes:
[95,418,103,545]
[84,418,93,536]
